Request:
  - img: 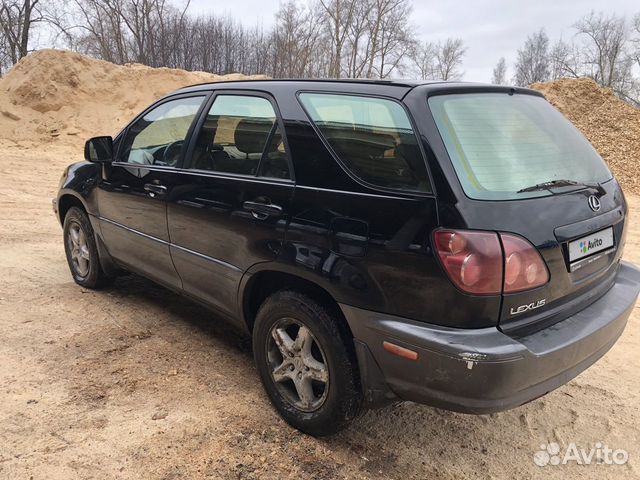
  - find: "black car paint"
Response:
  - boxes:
[55,79,639,412]
[57,80,628,333]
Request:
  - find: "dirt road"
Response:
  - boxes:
[1,146,638,479]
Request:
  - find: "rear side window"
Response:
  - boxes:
[190,95,291,179]
[299,93,431,192]
[428,93,612,200]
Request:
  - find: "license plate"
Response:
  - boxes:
[568,227,614,263]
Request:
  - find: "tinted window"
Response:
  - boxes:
[190,95,291,179]
[428,93,612,200]
[119,96,205,167]
[299,93,430,192]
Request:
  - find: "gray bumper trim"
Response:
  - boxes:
[341,261,640,413]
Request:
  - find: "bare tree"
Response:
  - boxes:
[67,0,194,68]
[410,40,436,80]
[3,0,434,81]
[343,0,369,77]
[491,57,506,84]
[71,0,130,64]
[513,29,550,86]
[318,0,356,78]
[0,19,7,72]
[549,38,580,80]
[574,11,628,89]
[409,38,465,81]
[0,0,42,65]
[271,1,325,78]
[632,13,640,69]
[363,0,413,78]
[435,38,465,80]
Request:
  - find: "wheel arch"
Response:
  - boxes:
[57,192,88,225]
[239,267,352,337]
[58,191,120,277]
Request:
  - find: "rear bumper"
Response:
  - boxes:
[341,261,640,413]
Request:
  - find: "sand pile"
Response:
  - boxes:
[0,49,266,149]
[532,78,640,195]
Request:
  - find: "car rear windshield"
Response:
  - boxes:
[428,93,612,200]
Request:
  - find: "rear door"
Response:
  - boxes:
[456,184,626,334]
[284,91,476,327]
[97,94,208,289]
[166,91,294,317]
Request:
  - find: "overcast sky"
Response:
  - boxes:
[189,0,638,82]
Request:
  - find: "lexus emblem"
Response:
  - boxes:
[588,195,601,212]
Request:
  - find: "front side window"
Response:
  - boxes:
[190,95,291,179]
[428,93,612,200]
[119,96,205,167]
[299,93,431,192]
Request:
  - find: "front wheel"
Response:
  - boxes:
[63,207,114,289]
[253,290,362,436]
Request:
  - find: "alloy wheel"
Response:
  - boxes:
[266,318,330,412]
[67,222,90,277]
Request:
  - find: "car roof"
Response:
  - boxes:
[178,78,446,90]
[172,78,543,100]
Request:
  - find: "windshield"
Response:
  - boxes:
[428,93,612,200]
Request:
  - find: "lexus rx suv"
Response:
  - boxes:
[54,80,640,436]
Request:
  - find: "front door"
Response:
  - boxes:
[167,92,294,317]
[97,94,208,289]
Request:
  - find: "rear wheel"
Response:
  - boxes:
[63,207,114,289]
[253,290,362,436]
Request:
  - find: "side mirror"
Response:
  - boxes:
[84,136,114,163]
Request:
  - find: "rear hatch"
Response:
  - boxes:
[456,182,626,335]
[427,90,627,335]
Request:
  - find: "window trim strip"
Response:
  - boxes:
[108,162,295,186]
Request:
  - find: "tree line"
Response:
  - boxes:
[1,1,639,104]
[493,11,640,104]
[0,0,466,81]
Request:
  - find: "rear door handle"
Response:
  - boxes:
[243,200,283,219]
[144,183,167,196]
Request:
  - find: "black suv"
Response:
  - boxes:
[54,80,640,436]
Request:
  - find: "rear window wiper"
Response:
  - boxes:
[517,179,605,195]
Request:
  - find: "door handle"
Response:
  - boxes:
[144,183,167,196]
[243,200,283,219]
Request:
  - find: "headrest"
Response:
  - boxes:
[234,118,274,154]
[328,127,396,158]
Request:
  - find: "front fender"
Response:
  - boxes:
[55,161,102,222]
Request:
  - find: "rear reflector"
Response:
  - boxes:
[383,341,419,361]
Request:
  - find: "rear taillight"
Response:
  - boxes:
[501,233,549,293]
[434,230,503,295]
[434,230,549,295]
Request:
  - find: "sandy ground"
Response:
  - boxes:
[0,145,638,480]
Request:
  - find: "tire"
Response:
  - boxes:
[252,290,362,436]
[63,206,114,289]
